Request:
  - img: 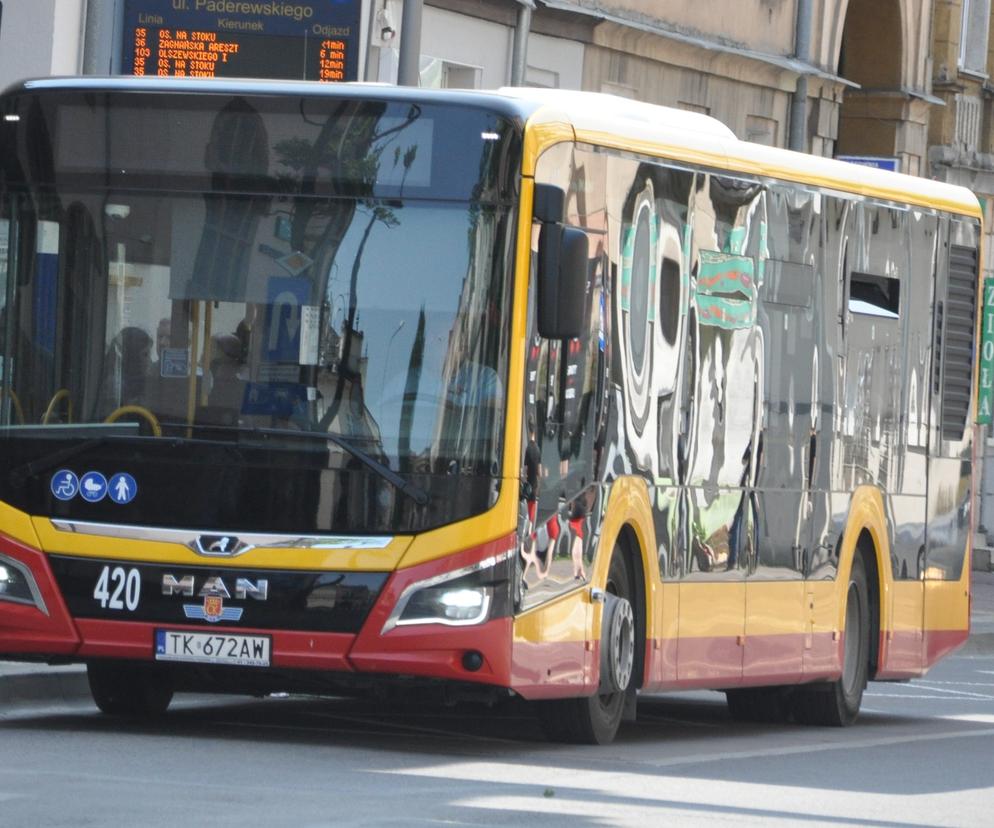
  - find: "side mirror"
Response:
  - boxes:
[533,183,565,223]
[536,188,588,340]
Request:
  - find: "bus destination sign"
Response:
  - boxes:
[122,0,359,82]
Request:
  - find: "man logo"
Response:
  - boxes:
[163,573,269,623]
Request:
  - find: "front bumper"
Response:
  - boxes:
[0,530,516,689]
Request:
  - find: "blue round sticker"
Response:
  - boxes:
[51,470,79,501]
[108,473,137,504]
[79,471,108,503]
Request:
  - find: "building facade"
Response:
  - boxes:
[0,0,86,85]
[394,0,935,174]
[927,0,994,546]
[0,0,941,176]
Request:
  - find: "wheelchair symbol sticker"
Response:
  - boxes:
[51,470,79,501]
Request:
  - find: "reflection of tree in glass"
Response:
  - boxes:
[192,98,270,301]
[432,132,511,467]
[270,102,421,434]
[398,305,425,471]
[319,143,419,435]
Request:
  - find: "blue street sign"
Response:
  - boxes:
[264,277,311,363]
[836,155,900,172]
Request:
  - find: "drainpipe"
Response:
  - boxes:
[788,0,812,152]
[511,0,536,86]
[397,0,424,86]
[82,0,122,75]
[363,0,378,82]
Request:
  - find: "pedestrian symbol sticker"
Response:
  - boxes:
[51,470,79,501]
[108,473,137,504]
[80,472,108,503]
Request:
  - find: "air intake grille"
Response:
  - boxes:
[939,244,978,441]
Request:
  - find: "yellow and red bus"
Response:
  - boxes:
[0,78,981,743]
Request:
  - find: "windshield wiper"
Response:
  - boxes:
[262,426,430,506]
[8,437,107,488]
[4,422,144,488]
[161,422,431,506]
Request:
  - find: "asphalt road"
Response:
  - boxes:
[1,652,992,827]
[1,567,990,825]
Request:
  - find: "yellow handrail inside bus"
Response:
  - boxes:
[186,301,201,438]
[0,387,24,424]
[104,404,162,437]
[42,389,73,424]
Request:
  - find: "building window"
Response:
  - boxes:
[419,57,480,89]
[746,115,778,146]
[525,66,559,89]
[960,0,991,76]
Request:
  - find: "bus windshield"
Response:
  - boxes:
[0,87,521,534]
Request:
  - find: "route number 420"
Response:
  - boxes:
[93,565,141,611]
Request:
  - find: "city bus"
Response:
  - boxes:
[0,77,981,744]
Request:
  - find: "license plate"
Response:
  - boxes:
[154,630,271,667]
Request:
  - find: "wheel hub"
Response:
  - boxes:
[600,595,635,693]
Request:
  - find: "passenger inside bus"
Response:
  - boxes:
[207,333,247,412]
[96,326,153,418]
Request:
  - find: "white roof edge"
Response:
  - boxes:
[496,87,736,140]
[497,87,978,215]
[730,141,980,214]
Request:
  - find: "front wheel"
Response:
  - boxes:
[87,661,173,717]
[792,553,870,726]
[537,549,637,745]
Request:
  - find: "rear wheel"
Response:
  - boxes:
[792,553,870,726]
[538,549,636,745]
[87,661,173,717]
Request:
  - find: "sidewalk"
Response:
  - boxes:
[0,660,88,711]
[3,570,994,712]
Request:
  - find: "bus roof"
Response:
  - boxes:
[493,86,981,218]
[4,76,981,218]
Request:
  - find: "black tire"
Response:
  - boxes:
[538,550,636,745]
[87,661,173,717]
[725,687,790,723]
[792,553,870,726]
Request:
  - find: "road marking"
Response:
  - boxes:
[936,713,994,723]
[451,794,918,828]
[864,693,994,700]
[380,725,994,779]
[867,683,994,700]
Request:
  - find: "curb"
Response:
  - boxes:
[0,666,90,712]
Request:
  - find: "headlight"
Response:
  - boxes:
[0,553,47,612]
[403,584,491,624]
[383,549,513,633]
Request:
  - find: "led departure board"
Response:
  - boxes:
[122,0,359,82]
